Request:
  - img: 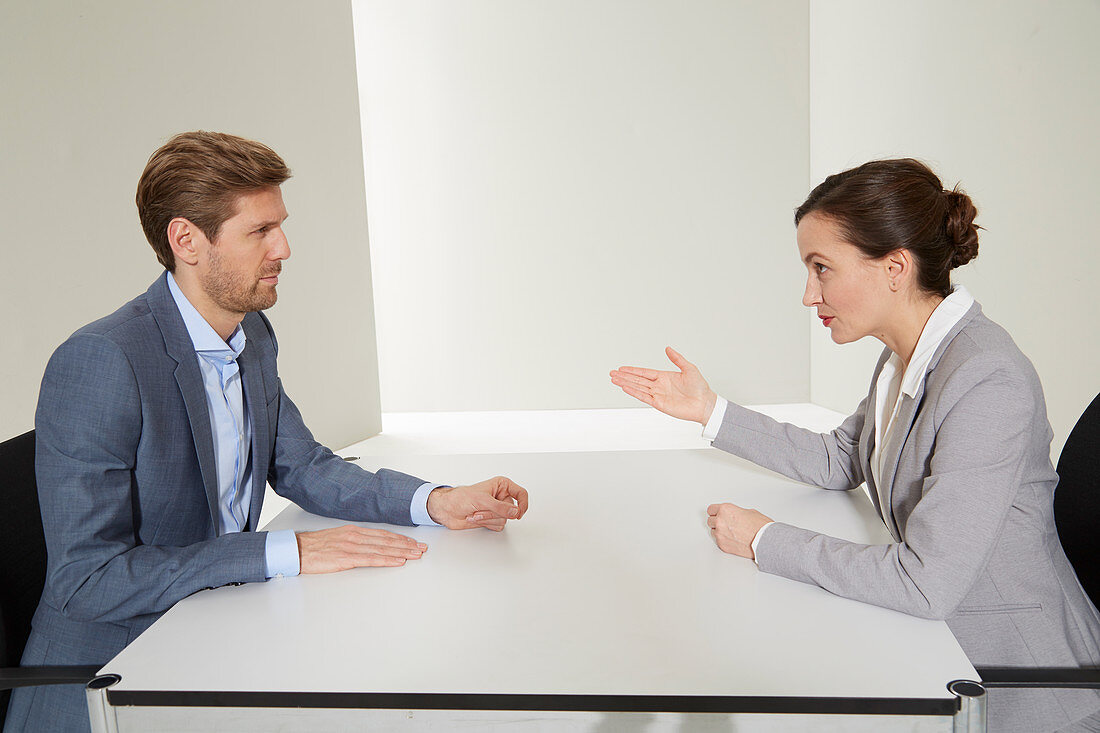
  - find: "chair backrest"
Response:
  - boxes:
[0,430,48,667]
[1053,393,1100,611]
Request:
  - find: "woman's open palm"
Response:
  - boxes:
[610,347,716,425]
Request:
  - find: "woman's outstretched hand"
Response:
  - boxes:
[610,347,717,425]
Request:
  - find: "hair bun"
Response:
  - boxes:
[944,187,979,268]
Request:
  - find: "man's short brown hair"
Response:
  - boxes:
[136,131,291,271]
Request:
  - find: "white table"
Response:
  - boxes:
[88,408,982,732]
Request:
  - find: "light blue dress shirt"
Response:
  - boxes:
[166,274,441,579]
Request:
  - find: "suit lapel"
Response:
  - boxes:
[860,412,887,527]
[875,300,984,540]
[237,328,270,532]
[146,272,222,531]
[878,382,925,540]
[860,349,891,530]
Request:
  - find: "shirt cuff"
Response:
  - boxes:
[750,521,774,566]
[701,396,729,441]
[264,529,301,578]
[410,482,446,526]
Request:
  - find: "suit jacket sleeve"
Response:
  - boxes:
[711,397,868,491]
[35,333,269,625]
[257,314,424,525]
[740,354,1034,620]
[264,383,424,524]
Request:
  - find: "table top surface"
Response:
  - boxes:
[101,439,976,710]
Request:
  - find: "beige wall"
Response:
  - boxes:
[808,0,1100,458]
[354,0,810,411]
[0,0,382,447]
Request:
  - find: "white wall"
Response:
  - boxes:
[0,0,381,448]
[809,0,1100,457]
[354,0,810,412]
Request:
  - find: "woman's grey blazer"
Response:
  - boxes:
[713,301,1100,732]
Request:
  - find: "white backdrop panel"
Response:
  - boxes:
[355,0,810,412]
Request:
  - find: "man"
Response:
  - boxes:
[5,131,529,732]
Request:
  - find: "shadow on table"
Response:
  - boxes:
[591,712,735,732]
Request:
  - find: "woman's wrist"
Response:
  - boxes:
[700,390,718,425]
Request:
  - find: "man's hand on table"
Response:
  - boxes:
[297,526,427,574]
[427,476,529,531]
[707,503,772,560]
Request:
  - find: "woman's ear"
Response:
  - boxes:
[885,249,913,292]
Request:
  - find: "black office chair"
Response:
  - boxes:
[1053,392,1100,607]
[975,392,1100,691]
[0,430,98,726]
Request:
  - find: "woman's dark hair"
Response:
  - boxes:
[794,159,980,298]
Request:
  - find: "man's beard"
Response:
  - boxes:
[200,246,280,315]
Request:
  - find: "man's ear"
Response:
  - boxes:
[167,218,202,267]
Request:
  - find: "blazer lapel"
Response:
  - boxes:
[859,348,891,530]
[860,407,887,527]
[877,383,924,541]
[237,332,270,532]
[876,300,984,540]
[146,272,222,531]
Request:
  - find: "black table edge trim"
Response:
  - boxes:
[104,690,958,716]
[976,666,1100,689]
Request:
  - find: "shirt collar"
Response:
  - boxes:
[897,285,974,398]
[166,271,247,357]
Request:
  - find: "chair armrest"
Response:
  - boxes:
[0,665,100,690]
[976,666,1100,689]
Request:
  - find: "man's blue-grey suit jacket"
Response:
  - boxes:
[7,272,424,731]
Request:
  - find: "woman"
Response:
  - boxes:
[610,159,1100,733]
